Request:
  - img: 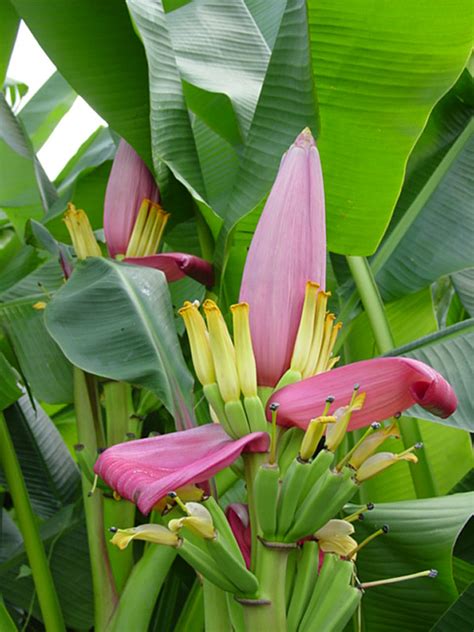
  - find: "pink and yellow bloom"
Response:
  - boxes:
[65,139,213,286]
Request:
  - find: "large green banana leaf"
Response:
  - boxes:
[45,258,196,430]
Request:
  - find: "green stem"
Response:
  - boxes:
[195,205,215,262]
[242,542,289,632]
[346,256,436,498]
[243,453,265,571]
[346,256,394,354]
[398,416,436,498]
[103,382,136,592]
[174,579,204,632]
[74,369,118,631]
[0,412,65,632]
[107,545,176,632]
[203,580,232,632]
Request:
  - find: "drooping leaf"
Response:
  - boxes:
[0,92,57,214]
[126,0,205,201]
[220,0,318,233]
[10,0,151,164]
[166,0,270,139]
[0,394,80,519]
[19,71,76,151]
[0,505,93,630]
[354,493,474,631]
[45,258,196,429]
[307,0,472,255]
[0,352,21,410]
[0,297,73,404]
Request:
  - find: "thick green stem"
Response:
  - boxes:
[194,206,215,263]
[74,369,118,631]
[346,256,436,498]
[346,256,394,354]
[242,542,289,632]
[103,381,136,592]
[0,411,65,632]
[203,580,232,632]
[107,545,176,632]
[243,453,265,570]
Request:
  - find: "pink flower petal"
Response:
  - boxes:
[104,140,159,258]
[269,357,457,429]
[226,504,251,569]
[94,424,269,515]
[239,129,326,387]
[124,253,214,286]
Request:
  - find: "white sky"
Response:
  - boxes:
[7,22,106,180]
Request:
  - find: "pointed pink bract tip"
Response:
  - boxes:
[294,127,316,149]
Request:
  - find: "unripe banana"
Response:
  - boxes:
[225,399,251,437]
[286,468,356,541]
[244,395,269,433]
[299,449,335,499]
[300,555,360,632]
[203,496,245,562]
[287,541,319,632]
[205,533,259,595]
[254,463,281,538]
[276,459,309,536]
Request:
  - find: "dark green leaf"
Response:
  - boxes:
[431,582,474,632]
[45,258,196,429]
[354,493,474,631]
[126,0,205,201]
[0,394,80,519]
[0,352,21,410]
[19,71,76,151]
[452,268,474,317]
[10,0,151,164]
[0,1,19,85]
[308,0,472,255]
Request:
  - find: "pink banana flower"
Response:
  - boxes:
[269,357,457,430]
[240,129,326,387]
[236,128,456,428]
[94,424,269,515]
[103,139,213,286]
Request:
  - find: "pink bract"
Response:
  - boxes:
[94,424,269,515]
[239,129,326,387]
[269,357,457,429]
[104,139,159,258]
[124,253,214,287]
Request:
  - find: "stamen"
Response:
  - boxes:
[336,422,381,471]
[325,389,366,452]
[359,569,437,589]
[290,282,320,374]
[314,313,336,374]
[344,503,375,523]
[302,291,331,377]
[125,200,169,257]
[345,525,389,559]
[63,203,102,259]
[269,403,279,464]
